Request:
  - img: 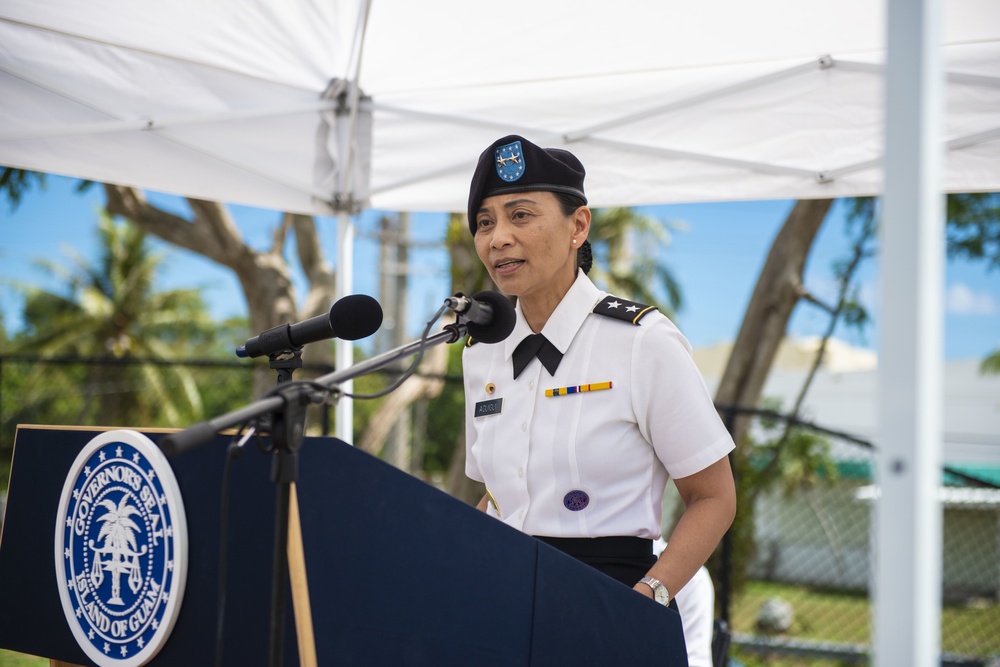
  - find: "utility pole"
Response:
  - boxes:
[378,213,412,472]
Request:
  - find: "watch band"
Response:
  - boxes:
[639,575,661,591]
[639,576,670,605]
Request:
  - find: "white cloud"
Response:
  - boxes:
[946,283,999,315]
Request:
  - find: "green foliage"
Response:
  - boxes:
[747,406,840,498]
[446,212,493,295]
[839,296,868,331]
[0,215,235,493]
[980,349,1000,375]
[348,354,395,443]
[421,344,466,472]
[0,168,46,211]
[838,194,1000,371]
[15,213,216,358]
[8,214,217,428]
[0,168,94,213]
[946,192,1000,270]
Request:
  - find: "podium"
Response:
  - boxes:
[0,425,687,665]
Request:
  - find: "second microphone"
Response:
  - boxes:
[236,294,383,358]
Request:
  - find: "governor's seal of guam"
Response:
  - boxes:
[55,430,188,667]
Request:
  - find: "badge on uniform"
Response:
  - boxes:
[593,295,656,325]
[474,397,503,418]
[563,490,590,511]
[494,140,525,182]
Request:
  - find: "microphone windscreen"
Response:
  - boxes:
[466,291,516,343]
[331,294,384,341]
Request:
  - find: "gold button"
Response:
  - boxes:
[486,382,496,394]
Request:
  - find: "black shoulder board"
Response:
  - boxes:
[592,295,657,325]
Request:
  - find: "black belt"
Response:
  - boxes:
[534,536,653,559]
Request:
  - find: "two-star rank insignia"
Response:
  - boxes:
[593,295,657,325]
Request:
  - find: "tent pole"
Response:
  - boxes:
[331,1,372,447]
[875,0,944,665]
[336,211,356,444]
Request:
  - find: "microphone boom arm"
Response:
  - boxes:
[160,321,468,457]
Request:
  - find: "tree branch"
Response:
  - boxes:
[104,184,252,269]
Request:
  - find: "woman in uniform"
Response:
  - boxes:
[463,134,737,610]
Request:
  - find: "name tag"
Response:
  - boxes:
[474,398,503,417]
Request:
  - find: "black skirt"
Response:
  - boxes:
[534,536,680,613]
[534,535,656,589]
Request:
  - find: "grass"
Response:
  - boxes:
[730,580,1000,661]
[0,650,46,667]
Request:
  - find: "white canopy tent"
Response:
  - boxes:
[1,2,998,665]
[0,1,997,212]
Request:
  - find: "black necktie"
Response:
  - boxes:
[512,333,563,379]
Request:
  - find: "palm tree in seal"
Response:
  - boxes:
[90,494,147,605]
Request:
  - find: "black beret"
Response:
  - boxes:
[467,134,587,234]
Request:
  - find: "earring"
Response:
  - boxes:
[572,239,577,245]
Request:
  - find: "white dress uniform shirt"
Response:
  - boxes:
[464,270,734,539]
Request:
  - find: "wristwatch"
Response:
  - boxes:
[639,576,670,606]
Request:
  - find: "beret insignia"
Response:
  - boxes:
[494,140,525,182]
[593,295,657,325]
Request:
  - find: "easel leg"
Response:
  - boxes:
[287,483,317,667]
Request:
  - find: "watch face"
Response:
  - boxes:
[654,586,670,605]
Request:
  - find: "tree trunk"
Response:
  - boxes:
[713,198,834,448]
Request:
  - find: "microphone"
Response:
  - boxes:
[446,291,516,343]
[236,294,383,358]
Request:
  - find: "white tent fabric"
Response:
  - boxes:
[1,0,997,215]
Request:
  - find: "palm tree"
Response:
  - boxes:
[11,213,215,427]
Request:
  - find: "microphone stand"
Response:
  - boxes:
[265,348,306,667]
[159,318,469,667]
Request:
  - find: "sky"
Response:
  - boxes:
[1,174,999,362]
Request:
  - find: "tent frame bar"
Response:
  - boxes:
[564,57,830,142]
[0,99,341,142]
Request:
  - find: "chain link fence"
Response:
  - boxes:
[2,354,998,665]
[712,407,1000,667]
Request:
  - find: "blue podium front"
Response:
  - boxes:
[0,426,686,665]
